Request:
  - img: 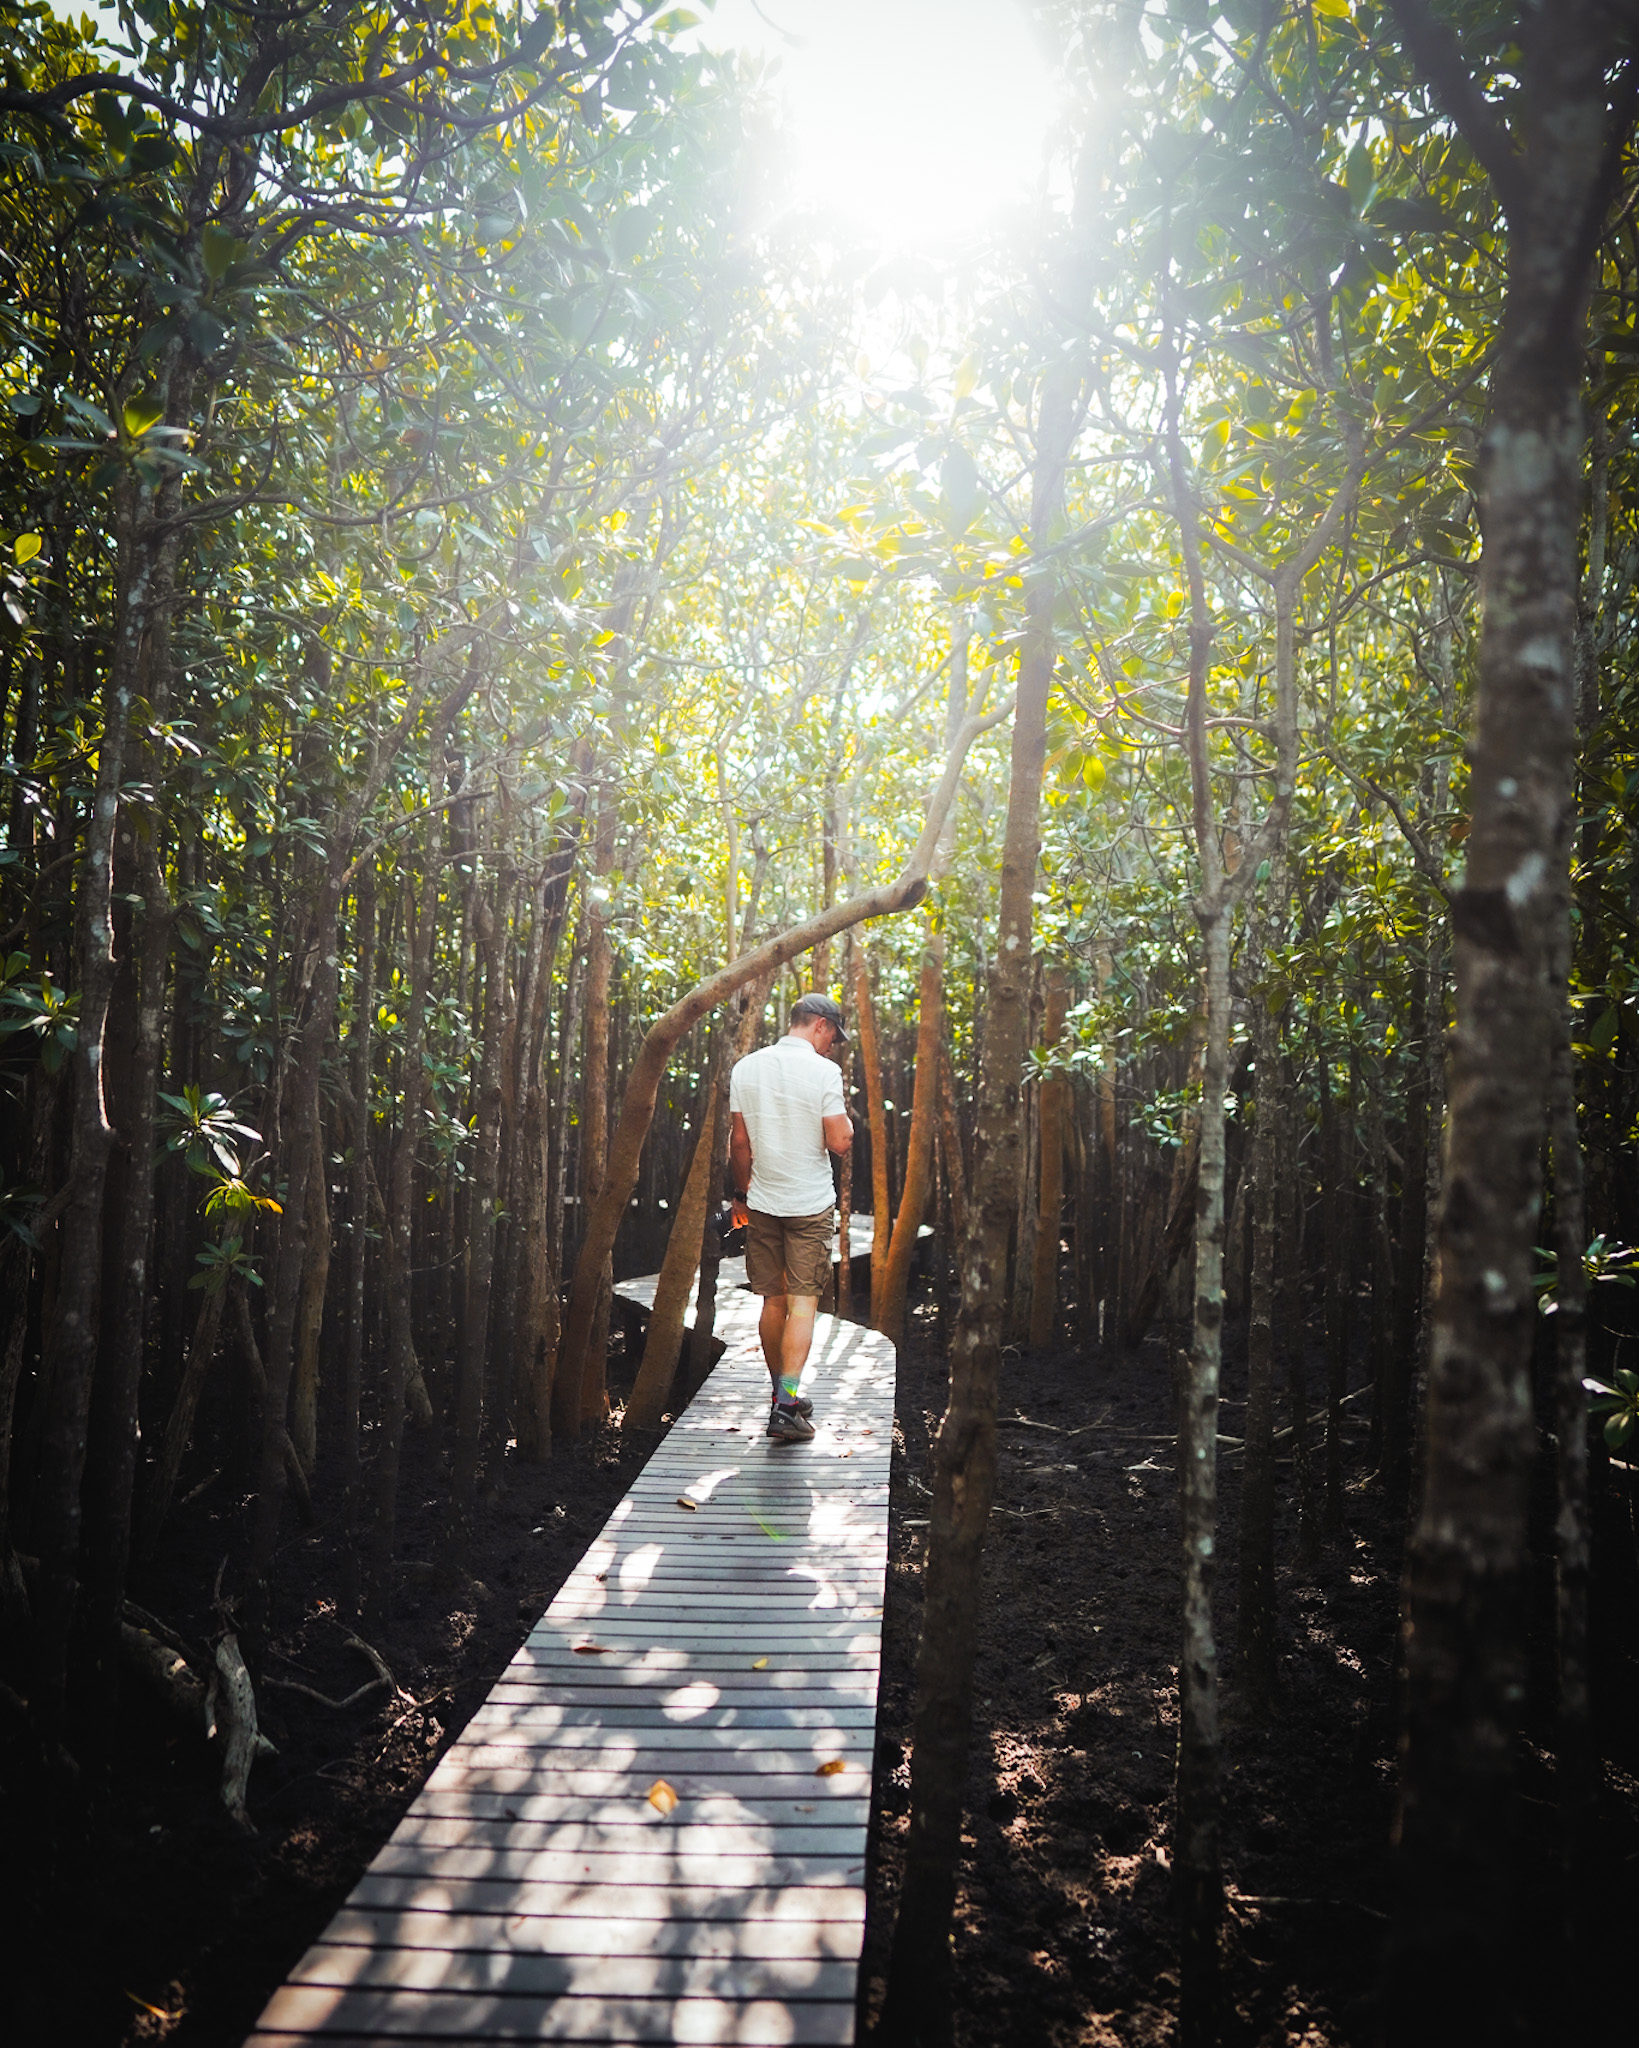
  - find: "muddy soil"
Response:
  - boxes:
[5,1303,1637,2046]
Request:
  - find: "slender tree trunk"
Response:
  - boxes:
[493,859,552,1444]
[1550,927,1595,1976]
[137,1272,229,1561]
[936,1037,969,1251]
[30,472,158,1729]
[876,925,944,1345]
[252,663,437,1601]
[853,949,891,1318]
[1321,1044,1350,1532]
[626,1064,725,1431]
[290,1113,330,1474]
[1365,1063,1397,1475]
[1027,966,1071,1348]
[837,942,856,1310]
[880,364,1078,2046]
[81,802,171,1728]
[366,689,462,1623]
[1237,1000,1279,1710]
[340,865,375,1612]
[452,893,507,1546]
[562,801,614,1438]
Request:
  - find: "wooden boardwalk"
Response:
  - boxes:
[247,1268,895,2047]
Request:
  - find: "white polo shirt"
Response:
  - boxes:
[729,1033,846,1217]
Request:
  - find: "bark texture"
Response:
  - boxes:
[880,364,1079,2045]
[1382,7,1629,2033]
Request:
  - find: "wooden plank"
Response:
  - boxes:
[249,1293,895,2047]
[286,1943,860,2000]
[386,1817,869,1855]
[251,1982,857,2043]
[463,1704,877,1734]
[364,1848,866,1889]
[400,1794,874,1827]
[314,1909,865,1961]
[346,1875,868,1922]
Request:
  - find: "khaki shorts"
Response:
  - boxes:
[745,1207,835,1299]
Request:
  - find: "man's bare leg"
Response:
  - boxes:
[780,1293,818,1393]
[764,1291,818,1440]
[758,1294,788,1384]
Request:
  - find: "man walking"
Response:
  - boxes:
[729,992,852,1442]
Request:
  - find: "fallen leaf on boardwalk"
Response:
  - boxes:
[572,1643,612,1655]
[815,1759,848,1776]
[751,1657,768,1669]
[125,1992,180,2021]
[796,1803,815,1812]
[676,1496,698,1510]
[648,1779,680,1815]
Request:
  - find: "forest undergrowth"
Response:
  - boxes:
[4,1337,649,2048]
[12,1275,1638,2048]
[865,1291,1639,2047]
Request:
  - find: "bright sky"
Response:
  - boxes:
[681,0,1060,252]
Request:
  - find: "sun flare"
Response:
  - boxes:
[688,0,1059,251]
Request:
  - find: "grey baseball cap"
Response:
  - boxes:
[791,992,848,1043]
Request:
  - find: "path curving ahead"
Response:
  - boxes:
[246,1280,895,2048]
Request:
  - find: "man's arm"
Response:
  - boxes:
[823,1112,852,1157]
[729,1110,754,1196]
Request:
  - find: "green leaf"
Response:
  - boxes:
[200,224,240,281]
[940,445,981,533]
[14,534,42,564]
[187,309,228,357]
[123,397,164,439]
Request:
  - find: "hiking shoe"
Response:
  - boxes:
[768,1387,813,1418]
[766,1402,816,1443]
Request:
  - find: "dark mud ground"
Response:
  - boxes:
[7,1292,1639,2047]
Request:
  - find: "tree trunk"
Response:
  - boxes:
[340,864,375,1613]
[290,1112,330,1475]
[1383,7,1626,2032]
[366,694,462,1624]
[1237,999,1279,1711]
[30,470,158,1729]
[1279,1051,1317,1560]
[81,801,172,1729]
[1027,965,1071,1348]
[853,948,891,1319]
[875,924,944,1346]
[880,364,1078,2045]
[558,816,614,1439]
[626,1065,724,1431]
[936,1036,968,1250]
[452,893,508,1548]
[1365,1062,1398,1476]
[1550,921,1595,1973]
[252,661,440,1602]
[137,1271,229,1562]
[1320,1045,1350,1532]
